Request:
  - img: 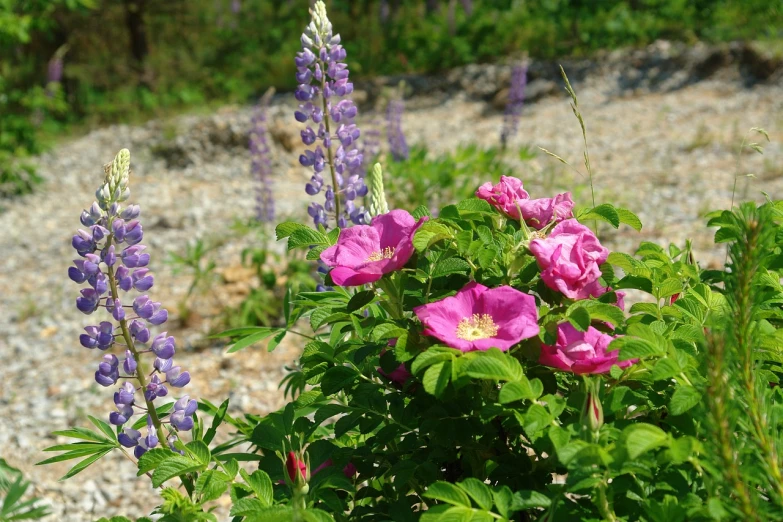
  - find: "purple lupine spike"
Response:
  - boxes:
[70,149,196,458]
[360,117,381,170]
[249,92,275,223]
[500,62,528,149]
[386,98,409,161]
[461,0,472,16]
[295,1,365,229]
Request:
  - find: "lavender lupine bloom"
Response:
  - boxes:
[500,62,528,149]
[386,98,409,161]
[361,117,382,170]
[460,0,473,16]
[249,94,275,223]
[69,149,196,459]
[295,1,368,229]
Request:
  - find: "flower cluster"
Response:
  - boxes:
[476,175,574,230]
[322,174,632,374]
[386,97,409,162]
[296,1,367,229]
[250,95,275,223]
[500,62,527,149]
[69,149,194,458]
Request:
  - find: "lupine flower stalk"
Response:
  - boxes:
[361,117,382,170]
[461,0,473,15]
[250,89,275,223]
[295,1,367,229]
[386,96,409,161]
[500,62,528,149]
[70,149,195,459]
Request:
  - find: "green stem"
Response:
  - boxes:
[595,479,617,522]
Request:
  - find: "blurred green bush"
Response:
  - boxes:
[0,0,781,191]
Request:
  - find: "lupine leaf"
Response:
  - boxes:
[225,328,277,353]
[60,449,113,480]
[203,399,229,445]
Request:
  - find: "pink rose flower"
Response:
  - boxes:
[539,323,635,374]
[414,281,539,352]
[320,210,427,286]
[517,192,575,230]
[476,176,573,229]
[476,175,529,218]
[529,219,609,299]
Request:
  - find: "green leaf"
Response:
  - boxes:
[613,337,663,361]
[412,205,432,219]
[413,222,454,251]
[616,208,643,231]
[669,386,702,415]
[226,328,277,353]
[579,301,626,327]
[320,366,359,395]
[465,349,523,381]
[567,306,590,331]
[275,221,304,240]
[203,399,229,445]
[87,415,117,442]
[456,198,494,213]
[49,427,111,443]
[61,449,113,480]
[423,481,472,508]
[623,424,669,459]
[457,478,493,510]
[423,361,451,398]
[432,257,471,278]
[151,455,206,488]
[194,470,229,503]
[581,203,620,228]
[347,290,376,312]
[411,348,457,375]
[240,469,273,506]
[137,448,174,475]
[651,358,681,381]
[499,378,543,403]
[185,441,211,466]
[285,227,330,250]
[230,497,266,517]
[512,490,552,509]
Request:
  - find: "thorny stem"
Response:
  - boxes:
[105,232,168,449]
[320,72,341,228]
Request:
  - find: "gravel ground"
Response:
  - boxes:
[1,54,781,520]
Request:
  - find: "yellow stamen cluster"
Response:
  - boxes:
[366,246,395,262]
[455,314,499,341]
